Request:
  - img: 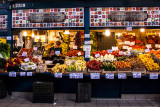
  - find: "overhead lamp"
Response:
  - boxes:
[23,31,27,36]
[105,30,110,36]
[140,28,145,32]
[64,30,70,34]
[118,33,121,36]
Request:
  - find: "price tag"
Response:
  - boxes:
[130,42,135,46]
[107,49,112,53]
[118,73,126,79]
[73,46,77,49]
[84,45,91,51]
[84,34,90,38]
[112,46,118,51]
[55,51,60,56]
[123,52,127,56]
[27,72,32,76]
[69,73,83,79]
[145,49,150,53]
[155,44,160,48]
[150,73,158,79]
[85,51,90,58]
[89,40,93,44]
[7,36,11,40]
[127,47,132,51]
[119,42,124,45]
[9,72,16,77]
[54,73,62,78]
[77,52,81,56]
[127,51,131,56]
[20,72,26,76]
[146,44,152,49]
[124,41,131,45]
[33,47,37,51]
[90,73,100,79]
[84,41,90,45]
[123,46,128,49]
[24,58,30,62]
[22,52,27,56]
[105,73,114,79]
[126,27,132,31]
[133,72,141,78]
[95,53,100,58]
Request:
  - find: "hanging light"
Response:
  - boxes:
[32,33,34,37]
[140,28,145,32]
[64,30,70,34]
[23,31,27,36]
[118,33,121,36]
[105,30,110,36]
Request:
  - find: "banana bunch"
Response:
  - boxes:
[75,60,86,72]
[61,43,68,57]
[63,34,70,43]
[51,63,67,73]
[66,65,76,72]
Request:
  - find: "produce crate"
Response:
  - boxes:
[102,69,117,74]
[88,69,102,73]
[146,70,160,75]
[117,68,132,73]
[76,83,91,103]
[133,68,146,74]
[0,80,7,99]
[36,64,47,73]
[33,81,54,103]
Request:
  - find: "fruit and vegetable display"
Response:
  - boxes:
[90,32,97,52]
[32,50,44,55]
[61,43,68,57]
[75,31,82,50]
[90,54,116,62]
[66,65,76,72]
[0,43,11,59]
[51,63,67,73]
[114,61,131,68]
[66,50,84,57]
[100,62,116,71]
[20,62,37,71]
[138,54,160,71]
[18,48,33,56]
[86,60,102,70]
[75,60,86,72]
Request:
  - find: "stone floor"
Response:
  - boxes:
[0,96,160,107]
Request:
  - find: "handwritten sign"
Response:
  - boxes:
[112,46,118,51]
[130,42,135,46]
[146,44,152,49]
[27,72,32,76]
[73,46,77,49]
[150,73,158,79]
[85,51,90,58]
[54,73,62,78]
[126,27,132,31]
[155,44,160,48]
[84,45,91,51]
[118,73,126,79]
[124,41,131,45]
[84,34,90,38]
[145,49,150,53]
[33,47,37,51]
[105,73,114,79]
[9,72,16,77]
[107,49,112,53]
[95,53,100,58]
[55,51,60,56]
[133,72,141,78]
[69,73,83,79]
[123,46,128,49]
[22,52,27,56]
[20,72,26,76]
[24,58,30,62]
[90,73,100,79]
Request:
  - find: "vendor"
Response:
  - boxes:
[49,41,62,57]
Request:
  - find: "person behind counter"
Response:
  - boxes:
[49,41,62,58]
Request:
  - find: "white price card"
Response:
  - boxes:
[33,47,37,51]
[126,27,132,31]
[95,53,100,58]
[145,49,150,53]
[133,72,141,78]
[107,49,112,53]
[90,73,100,79]
[105,73,114,79]
[84,41,90,45]
[119,42,124,45]
[127,47,132,51]
[84,45,91,51]
[119,51,124,55]
[9,72,16,77]
[118,73,126,79]
[55,51,60,56]
[24,58,30,62]
[73,46,77,49]
[146,44,152,49]
[22,52,27,56]
[150,73,158,79]
[20,72,26,76]
[155,44,160,48]
[84,34,90,38]
[127,51,131,56]
[7,36,11,40]
[123,52,127,56]
[124,41,131,45]
[27,72,32,76]
[77,52,81,56]
[85,51,90,58]
[54,73,62,78]
[69,73,83,79]
[130,42,135,46]
[112,46,118,51]
[89,40,93,44]
[123,46,128,49]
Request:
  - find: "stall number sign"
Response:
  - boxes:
[33,47,38,51]
[150,73,158,79]
[73,46,77,49]
[22,52,27,56]
[83,45,91,51]
[133,72,141,78]
[69,73,83,79]
[54,73,62,78]
[55,51,60,56]
[105,73,114,79]
[90,73,100,79]
[20,72,26,76]
[112,46,118,51]
[24,58,30,62]
[155,44,160,48]
[146,44,152,49]
[27,72,32,76]
[130,42,135,46]
[124,41,131,45]
[9,72,16,77]
[84,34,90,38]
[145,49,150,53]
[107,49,112,53]
[95,53,100,58]
[118,73,126,79]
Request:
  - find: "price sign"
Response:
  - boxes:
[84,41,90,45]
[89,40,93,44]
[112,46,118,51]
[118,73,126,79]
[85,51,90,58]
[77,52,81,56]
[84,34,90,38]
[119,42,124,45]
[133,72,141,78]
[73,46,77,49]
[119,51,124,55]
[127,51,131,56]
[7,36,11,40]
[33,47,37,51]
[130,42,135,46]
[123,46,128,49]
[107,49,112,53]
[145,49,150,53]
[54,73,62,78]
[146,44,152,49]
[20,72,26,76]
[69,73,83,79]
[150,73,158,79]
[24,58,30,62]
[27,72,32,76]
[105,73,114,79]
[124,41,131,45]
[9,72,16,77]
[95,53,100,58]
[22,52,27,56]
[55,51,60,56]
[155,44,160,48]
[90,73,100,79]
[126,27,132,31]
[83,45,91,51]
[123,52,127,56]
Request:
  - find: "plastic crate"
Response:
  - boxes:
[33,81,54,103]
[0,80,7,99]
[76,83,91,103]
